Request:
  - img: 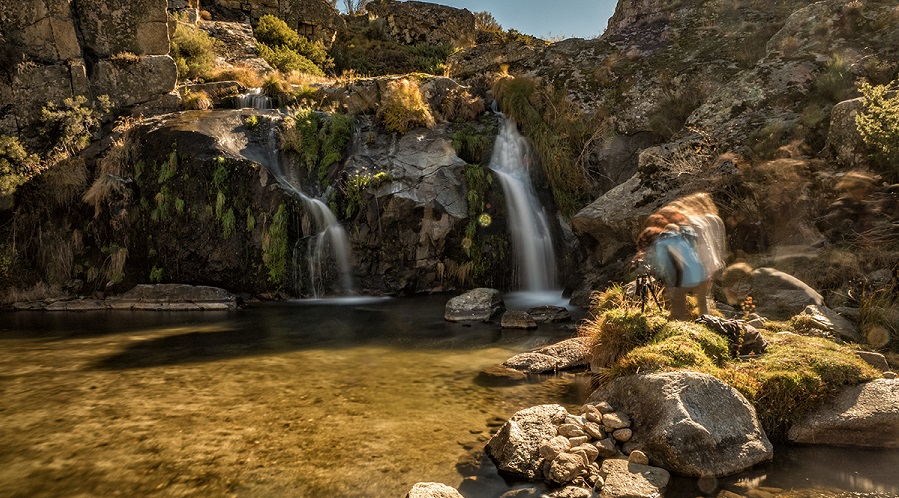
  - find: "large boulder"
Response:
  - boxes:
[92,55,179,111]
[588,372,773,477]
[598,459,670,498]
[445,288,505,322]
[721,266,824,320]
[486,404,569,480]
[788,379,899,448]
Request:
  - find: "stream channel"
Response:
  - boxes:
[1,294,897,497]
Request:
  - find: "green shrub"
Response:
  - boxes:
[258,43,324,76]
[856,79,899,179]
[170,21,216,81]
[40,95,111,158]
[0,135,41,198]
[474,12,502,32]
[376,79,435,134]
[254,14,332,75]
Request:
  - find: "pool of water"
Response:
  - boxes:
[0,294,896,498]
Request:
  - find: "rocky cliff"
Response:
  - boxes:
[0,0,178,137]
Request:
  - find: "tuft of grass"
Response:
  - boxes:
[581,307,667,370]
[208,66,264,88]
[182,89,213,110]
[441,87,485,123]
[376,79,435,134]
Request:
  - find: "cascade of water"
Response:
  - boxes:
[236,88,271,110]
[489,117,557,292]
[263,126,354,296]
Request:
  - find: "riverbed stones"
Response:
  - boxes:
[501,311,537,329]
[589,371,773,477]
[612,428,632,443]
[405,482,464,498]
[486,404,569,479]
[598,459,670,498]
[601,412,631,430]
[444,288,505,322]
[539,435,571,460]
[788,379,899,448]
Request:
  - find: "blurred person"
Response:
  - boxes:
[635,193,726,320]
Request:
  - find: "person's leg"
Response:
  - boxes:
[696,280,712,316]
[669,287,688,320]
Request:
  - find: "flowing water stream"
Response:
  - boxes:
[489,117,557,292]
[1,299,897,498]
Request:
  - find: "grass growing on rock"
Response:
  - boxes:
[581,288,881,440]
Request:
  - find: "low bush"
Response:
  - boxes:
[0,135,41,199]
[170,21,216,81]
[254,14,332,76]
[376,79,435,134]
[856,78,899,179]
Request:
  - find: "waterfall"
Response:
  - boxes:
[236,88,271,110]
[489,117,558,292]
[262,126,354,297]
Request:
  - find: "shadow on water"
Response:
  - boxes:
[12,294,582,370]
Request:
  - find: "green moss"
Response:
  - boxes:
[281,109,321,172]
[263,204,289,286]
[319,114,355,180]
[453,126,494,166]
[158,149,178,183]
[343,171,390,218]
[586,299,881,440]
[149,266,164,283]
[221,207,236,238]
[246,209,256,232]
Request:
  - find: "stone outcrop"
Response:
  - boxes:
[445,288,505,322]
[209,0,345,46]
[367,0,475,47]
[788,379,899,448]
[199,20,274,74]
[800,305,862,343]
[1,0,177,135]
[589,371,773,477]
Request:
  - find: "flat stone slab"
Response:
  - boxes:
[788,379,899,448]
[598,458,670,498]
[25,284,239,311]
[502,311,537,329]
[527,305,572,322]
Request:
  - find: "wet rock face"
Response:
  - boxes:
[0,0,176,135]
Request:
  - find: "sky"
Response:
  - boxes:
[381,1,619,40]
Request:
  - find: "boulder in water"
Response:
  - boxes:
[486,404,569,480]
[598,459,670,498]
[527,305,572,322]
[501,311,537,329]
[589,372,773,477]
[444,288,505,322]
[405,482,464,498]
[788,379,899,448]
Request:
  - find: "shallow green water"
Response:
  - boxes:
[0,294,897,498]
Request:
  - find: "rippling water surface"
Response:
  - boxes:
[1,295,896,497]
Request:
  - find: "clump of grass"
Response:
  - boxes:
[581,307,667,369]
[376,79,435,134]
[441,87,485,122]
[208,66,265,88]
[182,89,213,110]
[812,53,858,104]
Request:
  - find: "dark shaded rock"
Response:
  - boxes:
[501,311,537,329]
[788,379,899,448]
[589,372,773,478]
[106,284,238,310]
[366,0,476,47]
[445,288,505,322]
[477,365,527,386]
[527,305,572,323]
